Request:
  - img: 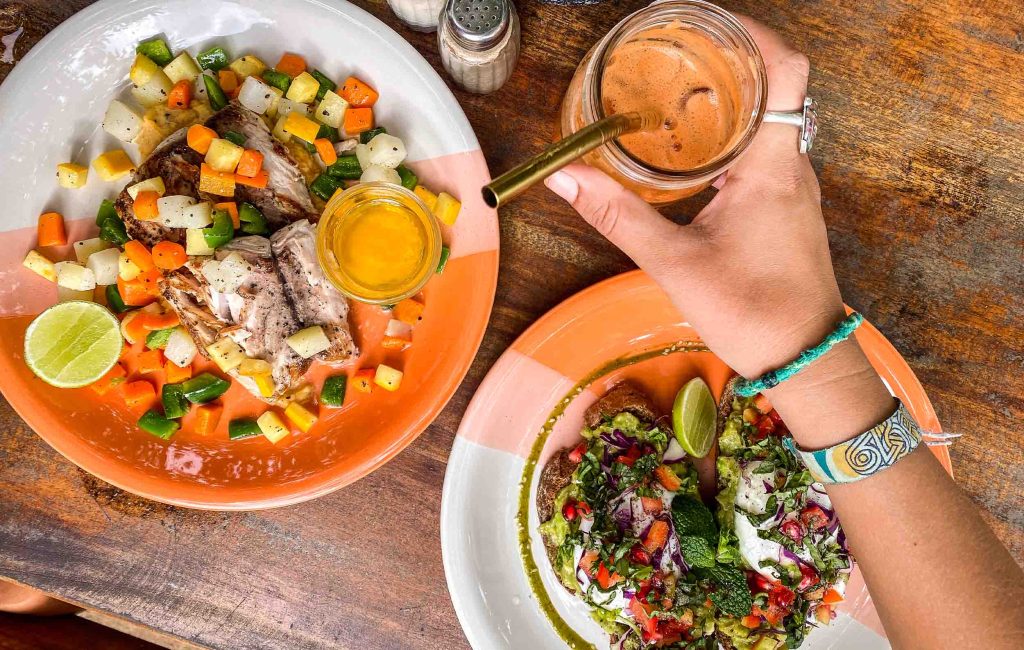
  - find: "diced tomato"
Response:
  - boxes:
[767,409,784,426]
[780,519,805,542]
[753,393,772,414]
[815,604,835,625]
[562,501,577,521]
[568,441,587,463]
[741,615,762,629]
[641,496,663,514]
[754,415,776,440]
[770,584,796,610]
[616,445,641,467]
[643,520,670,552]
[596,562,623,590]
[579,550,599,578]
[630,545,651,565]
[575,501,592,517]
[658,618,691,636]
[800,504,830,531]
[654,464,682,491]
[798,563,820,591]
[822,588,844,605]
[747,571,774,594]
[628,597,659,640]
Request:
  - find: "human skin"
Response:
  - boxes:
[543,16,1024,650]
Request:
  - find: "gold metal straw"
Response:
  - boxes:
[482,110,662,209]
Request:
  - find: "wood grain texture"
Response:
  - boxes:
[0,0,1021,648]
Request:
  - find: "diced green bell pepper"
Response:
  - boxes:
[146,327,176,350]
[238,202,268,235]
[203,74,228,110]
[228,418,263,440]
[309,173,340,201]
[161,383,190,419]
[360,126,386,144]
[138,410,180,440]
[262,70,291,93]
[96,199,118,227]
[136,38,174,67]
[326,155,362,180]
[203,209,235,248]
[99,216,129,245]
[223,130,246,146]
[196,46,229,71]
[105,284,130,313]
[436,245,451,274]
[316,123,339,143]
[181,373,231,404]
[320,375,347,407]
[311,70,336,102]
[397,165,417,190]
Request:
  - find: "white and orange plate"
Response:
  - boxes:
[0,0,498,508]
[441,271,950,649]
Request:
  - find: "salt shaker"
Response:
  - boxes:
[438,0,520,94]
[386,0,445,32]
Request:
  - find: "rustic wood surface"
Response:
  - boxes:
[0,0,1021,647]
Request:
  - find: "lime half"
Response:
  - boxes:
[672,377,717,458]
[24,301,122,388]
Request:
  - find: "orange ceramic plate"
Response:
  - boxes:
[442,270,948,649]
[0,0,499,509]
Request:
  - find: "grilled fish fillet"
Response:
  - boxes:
[270,220,358,362]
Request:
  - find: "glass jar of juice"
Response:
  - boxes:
[561,0,768,205]
[316,183,442,304]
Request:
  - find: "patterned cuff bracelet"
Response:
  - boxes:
[783,401,923,484]
[734,312,865,398]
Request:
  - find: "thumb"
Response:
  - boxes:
[544,163,699,272]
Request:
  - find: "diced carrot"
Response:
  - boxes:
[595,562,623,590]
[167,79,192,109]
[235,150,263,178]
[313,138,337,165]
[275,52,306,78]
[339,76,378,107]
[822,588,844,605]
[90,362,127,395]
[640,496,663,514]
[235,170,268,188]
[123,311,150,344]
[138,267,163,296]
[124,240,155,272]
[214,201,240,229]
[133,191,160,221]
[187,124,218,155]
[199,163,236,197]
[218,70,238,94]
[342,107,373,135]
[392,298,424,325]
[643,520,669,552]
[137,349,164,374]
[654,464,683,491]
[117,275,155,307]
[37,212,67,246]
[123,380,156,409]
[164,361,192,384]
[381,336,409,351]
[352,369,375,393]
[119,343,132,362]
[194,403,223,436]
[151,241,188,270]
[140,310,179,330]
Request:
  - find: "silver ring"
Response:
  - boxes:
[763,97,817,153]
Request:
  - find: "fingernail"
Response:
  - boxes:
[544,170,579,203]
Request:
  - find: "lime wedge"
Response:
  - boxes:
[672,377,717,458]
[24,301,122,388]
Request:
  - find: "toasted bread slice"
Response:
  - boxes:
[583,382,658,428]
[717,376,741,439]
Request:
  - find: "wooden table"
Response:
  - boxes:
[1,0,1021,647]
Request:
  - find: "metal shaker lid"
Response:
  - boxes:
[444,0,511,52]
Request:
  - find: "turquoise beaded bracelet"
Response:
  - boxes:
[734,312,865,398]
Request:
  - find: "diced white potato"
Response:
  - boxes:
[87,247,120,285]
[194,74,209,102]
[276,98,309,120]
[126,177,166,200]
[164,327,198,367]
[22,250,56,282]
[257,411,290,444]
[264,86,285,119]
[55,261,96,291]
[366,133,407,169]
[131,69,174,108]
[355,143,371,170]
[72,238,109,264]
[374,364,404,392]
[56,163,89,188]
[228,55,267,79]
[360,164,401,185]
[118,251,141,281]
[58,286,94,303]
[129,53,161,85]
[185,228,215,256]
[271,114,292,143]
[384,319,413,340]
[207,337,246,372]
[314,90,348,129]
[285,325,331,359]
[205,138,244,172]
[157,196,213,228]
[102,100,143,142]
[163,51,201,84]
[237,76,274,115]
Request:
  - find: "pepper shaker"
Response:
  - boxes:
[438,0,520,94]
